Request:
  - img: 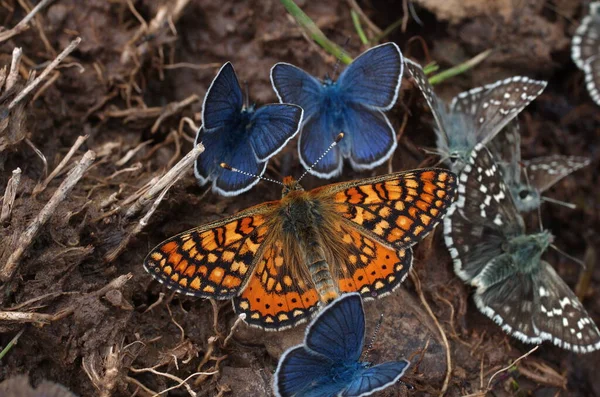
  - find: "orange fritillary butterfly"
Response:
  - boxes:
[144,169,457,330]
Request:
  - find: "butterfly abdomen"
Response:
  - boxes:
[281,195,339,303]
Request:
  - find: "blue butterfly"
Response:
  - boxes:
[270,43,403,179]
[274,293,410,397]
[195,62,303,196]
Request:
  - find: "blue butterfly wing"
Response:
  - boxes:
[274,346,345,397]
[248,104,303,161]
[341,360,410,397]
[305,293,365,363]
[298,111,343,178]
[270,63,324,117]
[195,125,265,196]
[213,141,265,196]
[342,104,396,171]
[202,62,243,132]
[337,43,403,111]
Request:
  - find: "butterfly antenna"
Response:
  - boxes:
[332,37,351,80]
[541,196,577,210]
[244,80,250,109]
[361,313,384,364]
[298,133,344,182]
[550,244,587,269]
[220,163,283,187]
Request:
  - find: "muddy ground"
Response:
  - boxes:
[0,0,599,396]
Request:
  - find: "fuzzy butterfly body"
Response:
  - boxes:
[489,122,590,212]
[145,169,457,330]
[405,59,547,173]
[572,2,600,105]
[274,293,410,397]
[270,43,403,178]
[194,62,303,196]
[444,143,600,353]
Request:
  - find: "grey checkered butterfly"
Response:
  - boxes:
[572,2,600,105]
[444,143,600,353]
[489,122,590,212]
[405,59,547,173]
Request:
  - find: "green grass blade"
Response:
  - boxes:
[280,0,353,64]
[351,10,369,45]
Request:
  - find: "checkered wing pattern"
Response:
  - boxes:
[524,155,591,193]
[488,120,521,187]
[404,59,453,153]
[445,143,600,352]
[444,143,523,282]
[572,2,600,69]
[450,77,547,146]
[572,3,600,105]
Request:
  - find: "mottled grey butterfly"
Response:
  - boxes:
[572,2,600,105]
[444,143,600,353]
[405,59,547,173]
[489,122,590,212]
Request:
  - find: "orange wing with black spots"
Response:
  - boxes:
[233,239,320,330]
[314,169,457,248]
[332,222,413,299]
[143,203,277,299]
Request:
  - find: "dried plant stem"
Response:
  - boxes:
[1,168,21,224]
[0,0,54,43]
[125,142,204,218]
[410,269,451,397]
[0,150,96,282]
[7,37,82,111]
[104,143,205,262]
[121,0,192,65]
[33,135,88,196]
[0,307,74,323]
[6,48,22,92]
[223,314,246,347]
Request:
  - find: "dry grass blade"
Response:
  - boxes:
[1,168,21,225]
[0,0,54,43]
[8,37,82,111]
[33,135,89,196]
[0,150,96,282]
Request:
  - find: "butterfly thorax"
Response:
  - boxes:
[505,230,552,274]
[240,105,257,132]
[435,106,477,170]
[279,177,339,303]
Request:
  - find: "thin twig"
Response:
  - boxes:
[151,94,199,133]
[1,168,21,224]
[0,307,74,323]
[410,269,451,397]
[33,134,88,196]
[0,150,95,282]
[223,314,246,347]
[115,139,153,167]
[8,37,82,111]
[125,142,204,218]
[5,47,22,92]
[0,0,54,43]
